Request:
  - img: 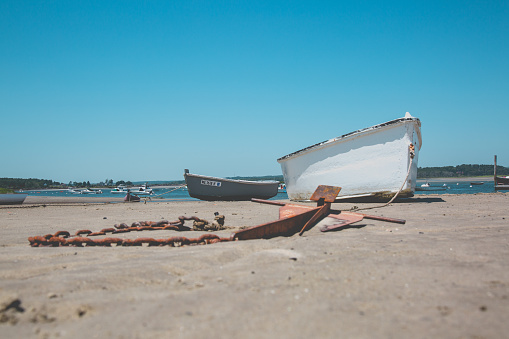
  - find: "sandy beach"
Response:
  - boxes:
[1,192,508,338]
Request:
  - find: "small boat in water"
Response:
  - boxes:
[494,155,509,190]
[112,184,153,195]
[415,182,447,191]
[111,185,128,194]
[0,193,28,205]
[470,182,484,185]
[184,169,279,201]
[278,113,422,201]
[128,184,153,196]
[81,188,103,194]
[496,176,509,185]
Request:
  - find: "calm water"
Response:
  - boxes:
[414,180,496,195]
[19,180,497,201]
[19,187,290,201]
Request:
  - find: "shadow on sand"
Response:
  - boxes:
[397,197,446,203]
[337,196,446,204]
[320,223,368,232]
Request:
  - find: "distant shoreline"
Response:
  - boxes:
[417,176,494,182]
[23,178,494,190]
[13,179,495,193]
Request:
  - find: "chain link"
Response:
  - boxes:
[28,216,234,247]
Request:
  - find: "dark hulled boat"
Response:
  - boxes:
[184,170,279,201]
[494,155,509,190]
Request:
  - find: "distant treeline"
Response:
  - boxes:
[0,178,132,189]
[0,178,62,190]
[417,164,509,178]
[2,165,507,190]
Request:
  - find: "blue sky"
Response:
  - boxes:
[1,1,508,183]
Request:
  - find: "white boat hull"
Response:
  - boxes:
[128,184,153,195]
[277,114,422,201]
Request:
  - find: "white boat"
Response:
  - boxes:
[0,193,28,205]
[81,188,103,194]
[128,184,153,196]
[277,113,422,201]
[415,182,446,191]
[111,185,128,194]
[68,188,82,194]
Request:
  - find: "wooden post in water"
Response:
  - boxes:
[494,155,497,186]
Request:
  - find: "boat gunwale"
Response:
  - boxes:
[277,117,421,163]
[185,173,279,186]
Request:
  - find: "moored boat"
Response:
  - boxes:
[494,155,509,190]
[111,184,153,195]
[111,185,128,194]
[128,184,153,195]
[495,176,509,185]
[415,182,447,191]
[81,188,103,194]
[0,193,28,205]
[184,170,279,201]
[277,113,422,201]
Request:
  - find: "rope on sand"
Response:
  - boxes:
[141,185,187,203]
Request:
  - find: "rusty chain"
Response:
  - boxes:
[28,216,234,247]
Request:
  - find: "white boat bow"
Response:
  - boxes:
[278,113,422,201]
